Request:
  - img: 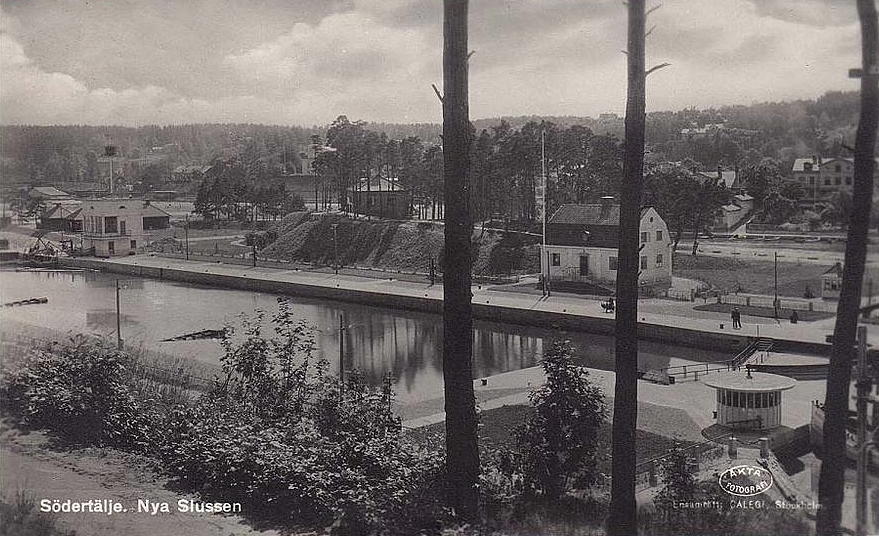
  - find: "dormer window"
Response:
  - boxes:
[804,162,813,171]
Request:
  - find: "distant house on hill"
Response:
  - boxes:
[347,177,409,220]
[543,197,672,291]
[791,155,879,206]
[81,199,170,257]
[171,165,211,184]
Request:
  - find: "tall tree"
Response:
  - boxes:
[609,0,646,533]
[441,0,480,521]
[816,1,878,534]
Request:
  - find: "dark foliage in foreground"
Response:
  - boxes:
[0,302,451,534]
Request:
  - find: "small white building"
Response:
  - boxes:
[81,199,170,257]
[542,198,672,290]
[704,372,797,430]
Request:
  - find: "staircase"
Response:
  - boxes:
[732,337,774,368]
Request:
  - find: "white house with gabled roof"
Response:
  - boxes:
[542,197,672,291]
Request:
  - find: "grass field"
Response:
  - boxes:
[674,253,831,298]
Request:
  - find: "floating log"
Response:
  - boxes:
[3,297,49,307]
[161,328,227,342]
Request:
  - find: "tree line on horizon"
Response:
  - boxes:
[0,90,869,189]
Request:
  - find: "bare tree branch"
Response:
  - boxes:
[646,62,671,76]
[646,4,662,17]
[431,83,444,104]
[621,50,628,55]
[645,24,657,38]
[468,50,476,59]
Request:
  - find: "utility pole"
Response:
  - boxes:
[332,223,339,274]
[339,312,345,398]
[774,251,779,320]
[541,129,548,297]
[855,326,869,536]
[184,214,190,261]
[115,279,123,350]
[251,243,257,267]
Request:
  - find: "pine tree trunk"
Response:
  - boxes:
[608,1,645,534]
[442,0,480,522]
[816,1,878,534]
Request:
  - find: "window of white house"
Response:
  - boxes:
[640,231,648,243]
[609,256,618,271]
[656,230,663,241]
[655,254,663,267]
[551,253,560,266]
[640,256,648,270]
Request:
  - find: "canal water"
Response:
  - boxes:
[0,269,732,400]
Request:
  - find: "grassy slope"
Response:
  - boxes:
[260,212,540,275]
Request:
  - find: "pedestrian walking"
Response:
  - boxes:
[731,307,742,329]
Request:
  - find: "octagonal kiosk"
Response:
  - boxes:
[704,371,796,430]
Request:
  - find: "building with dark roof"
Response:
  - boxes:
[543,197,672,290]
[347,177,409,220]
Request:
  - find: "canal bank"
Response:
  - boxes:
[59,255,846,357]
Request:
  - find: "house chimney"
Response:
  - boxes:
[716,166,723,180]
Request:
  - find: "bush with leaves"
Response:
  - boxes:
[159,299,451,534]
[0,335,160,451]
[515,339,607,500]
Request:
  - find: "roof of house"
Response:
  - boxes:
[822,262,842,277]
[696,170,738,189]
[733,194,754,202]
[721,204,742,212]
[548,203,652,226]
[29,186,70,198]
[791,156,879,173]
[41,201,82,219]
[81,199,171,218]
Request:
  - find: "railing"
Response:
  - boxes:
[82,230,132,238]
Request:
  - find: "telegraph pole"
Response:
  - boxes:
[184,214,190,260]
[541,129,548,297]
[856,325,871,536]
[332,223,339,274]
[115,279,123,350]
[774,251,779,320]
[339,312,345,398]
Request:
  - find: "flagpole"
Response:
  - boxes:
[541,129,549,296]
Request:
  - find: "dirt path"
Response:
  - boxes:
[0,426,284,536]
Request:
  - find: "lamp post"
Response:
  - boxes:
[184,214,190,260]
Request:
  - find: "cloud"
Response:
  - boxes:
[0,0,865,126]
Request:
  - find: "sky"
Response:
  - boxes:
[0,0,864,127]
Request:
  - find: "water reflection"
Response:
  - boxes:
[0,269,732,399]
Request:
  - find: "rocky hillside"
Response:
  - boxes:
[260,212,540,276]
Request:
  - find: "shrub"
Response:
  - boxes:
[515,340,607,500]
[160,300,451,533]
[1,336,160,451]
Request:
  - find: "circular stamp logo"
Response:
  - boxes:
[718,464,774,497]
